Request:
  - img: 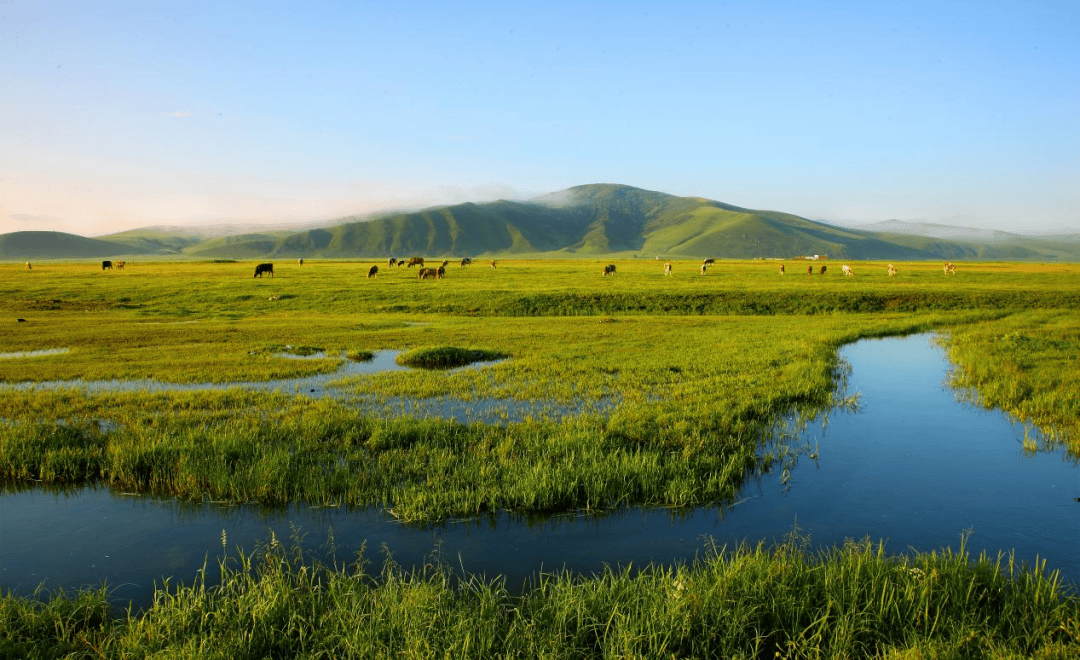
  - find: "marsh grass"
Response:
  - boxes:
[2,531,1076,658]
[395,346,507,368]
[942,310,1080,458]
[0,313,962,520]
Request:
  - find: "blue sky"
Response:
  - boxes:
[2,0,1077,236]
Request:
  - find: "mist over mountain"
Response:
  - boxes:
[5,185,1080,261]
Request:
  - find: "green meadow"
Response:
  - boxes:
[2,258,1078,657]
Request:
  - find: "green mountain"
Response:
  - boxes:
[0,231,138,259]
[6,185,1080,260]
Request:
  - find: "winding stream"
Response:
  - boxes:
[1,334,1077,608]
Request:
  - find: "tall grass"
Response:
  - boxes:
[2,532,1076,658]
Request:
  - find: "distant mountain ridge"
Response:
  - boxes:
[5,184,1080,261]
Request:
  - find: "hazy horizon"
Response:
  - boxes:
[3,1,1077,237]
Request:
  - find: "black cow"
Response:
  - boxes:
[460,257,472,267]
[603,264,616,277]
[254,263,274,278]
[102,260,113,271]
[368,265,379,278]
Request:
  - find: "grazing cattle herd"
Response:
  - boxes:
[20,258,962,285]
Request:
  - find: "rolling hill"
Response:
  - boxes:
[0,231,140,259]
[6,185,1080,260]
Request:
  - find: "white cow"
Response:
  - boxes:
[842,265,854,277]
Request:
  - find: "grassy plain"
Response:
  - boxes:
[1,258,1078,657]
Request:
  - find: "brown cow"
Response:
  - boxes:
[700,263,708,275]
[367,265,379,278]
[807,265,813,276]
[417,267,437,280]
[407,257,425,268]
[944,262,956,275]
[436,265,446,279]
[490,260,497,269]
[820,265,827,275]
[603,264,616,277]
[25,262,31,270]
[779,264,785,275]
[114,260,125,270]
[254,263,274,278]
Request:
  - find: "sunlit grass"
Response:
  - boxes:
[1,530,1076,658]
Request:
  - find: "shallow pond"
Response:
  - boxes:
[0,350,610,424]
[2,334,1077,609]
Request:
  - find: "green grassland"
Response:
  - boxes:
[1,258,1078,657]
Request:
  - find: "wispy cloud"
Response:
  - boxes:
[166,111,193,118]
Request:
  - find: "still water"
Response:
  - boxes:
[1,334,1077,608]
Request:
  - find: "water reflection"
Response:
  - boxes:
[1,333,1077,610]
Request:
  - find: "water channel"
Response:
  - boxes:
[1,333,1077,609]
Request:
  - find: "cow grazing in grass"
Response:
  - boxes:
[115,261,125,270]
[440,260,449,268]
[388,257,397,267]
[102,260,113,271]
[490,260,497,269]
[436,265,446,279]
[397,260,406,267]
[25,262,31,270]
[254,263,274,278]
[944,262,956,275]
[407,257,425,268]
[417,267,437,280]
[842,265,854,277]
[297,258,304,266]
[888,264,897,276]
[779,264,785,275]
[703,258,715,266]
[820,265,827,275]
[460,257,472,267]
[700,263,709,275]
[603,264,616,277]
[368,265,378,278]
[807,265,813,276]
[664,262,672,276]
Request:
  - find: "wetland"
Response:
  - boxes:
[1,259,1078,658]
